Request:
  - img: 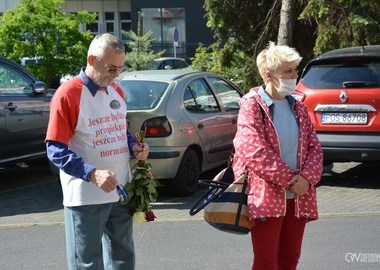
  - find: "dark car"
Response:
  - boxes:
[20,56,74,89]
[295,45,380,164]
[0,56,53,167]
[118,70,242,195]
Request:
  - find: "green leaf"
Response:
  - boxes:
[133,172,144,180]
[147,184,156,193]
[135,187,143,196]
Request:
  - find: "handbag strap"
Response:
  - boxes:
[189,149,235,216]
[188,180,229,216]
[198,179,231,189]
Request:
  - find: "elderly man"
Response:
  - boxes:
[46,33,148,270]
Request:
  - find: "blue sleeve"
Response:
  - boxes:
[46,140,95,181]
[127,129,138,158]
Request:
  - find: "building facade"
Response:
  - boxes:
[130,0,214,58]
[0,0,214,59]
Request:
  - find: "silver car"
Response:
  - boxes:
[118,70,243,195]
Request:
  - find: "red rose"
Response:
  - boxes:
[145,210,156,222]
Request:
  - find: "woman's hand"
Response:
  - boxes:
[289,175,310,196]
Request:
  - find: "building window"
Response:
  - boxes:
[140,8,186,57]
[105,12,115,34]
[120,12,131,42]
[86,13,99,36]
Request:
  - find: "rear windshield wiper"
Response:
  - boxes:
[343,81,380,88]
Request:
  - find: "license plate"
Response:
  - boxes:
[321,113,367,124]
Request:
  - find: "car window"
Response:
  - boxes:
[175,60,188,69]
[153,61,164,69]
[119,80,168,110]
[302,61,380,89]
[164,60,174,70]
[208,76,241,111]
[0,63,33,95]
[184,78,220,112]
[183,87,198,111]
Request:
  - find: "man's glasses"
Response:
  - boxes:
[96,57,126,74]
[104,63,126,74]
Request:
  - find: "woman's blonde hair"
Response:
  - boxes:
[256,41,302,77]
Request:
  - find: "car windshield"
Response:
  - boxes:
[119,80,169,109]
[302,60,380,89]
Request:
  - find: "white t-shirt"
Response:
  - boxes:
[48,78,132,206]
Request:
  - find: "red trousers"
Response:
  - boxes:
[251,199,307,270]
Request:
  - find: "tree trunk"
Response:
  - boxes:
[277,0,295,46]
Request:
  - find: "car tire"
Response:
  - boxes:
[171,149,200,196]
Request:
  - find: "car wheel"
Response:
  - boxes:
[171,149,200,196]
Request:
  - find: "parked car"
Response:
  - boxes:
[20,56,77,89]
[152,57,190,70]
[295,45,380,164]
[0,56,53,168]
[118,70,243,195]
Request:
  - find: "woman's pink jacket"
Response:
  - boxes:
[233,87,323,222]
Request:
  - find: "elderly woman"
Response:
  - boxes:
[233,42,323,270]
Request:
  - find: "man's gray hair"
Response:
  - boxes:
[88,33,125,58]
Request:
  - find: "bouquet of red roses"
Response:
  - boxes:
[124,129,160,223]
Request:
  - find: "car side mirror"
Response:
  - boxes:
[33,81,48,94]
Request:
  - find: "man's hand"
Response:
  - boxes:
[289,174,310,196]
[132,143,149,161]
[90,169,118,193]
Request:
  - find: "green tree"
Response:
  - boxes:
[300,0,380,55]
[0,0,95,87]
[191,42,247,87]
[124,30,164,71]
[193,0,380,90]
[193,0,314,90]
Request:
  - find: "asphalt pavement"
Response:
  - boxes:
[0,162,380,270]
[1,162,380,227]
[1,213,379,270]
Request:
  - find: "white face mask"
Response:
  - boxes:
[278,79,297,97]
[272,75,297,97]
